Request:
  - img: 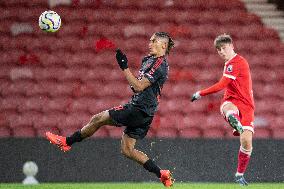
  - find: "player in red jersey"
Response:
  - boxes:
[191,34,254,186]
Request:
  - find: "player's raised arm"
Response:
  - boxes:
[191,76,232,102]
[115,49,151,92]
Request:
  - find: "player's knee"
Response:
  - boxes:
[240,141,252,153]
[241,140,252,151]
[240,145,253,156]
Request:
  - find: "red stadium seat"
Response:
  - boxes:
[1,80,35,97]
[155,128,178,138]
[86,98,108,114]
[189,99,214,114]
[224,128,239,139]
[204,114,226,129]
[181,115,204,130]
[255,100,278,115]
[0,126,11,137]
[253,127,271,139]
[69,83,97,98]
[169,82,194,98]
[36,126,61,137]
[55,82,81,97]
[59,112,90,129]
[179,128,202,138]
[0,95,25,112]
[159,114,184,129]
[98,82,132,98]
[106,126,123,138]
[67,98,90,113]
[12,125,36,137]
[0,65,11,79]
[274,117,284,129]
[32,66,66,81]
[90,127,109,138]
[43,97,73,113]
[0,113,9,128]
[34,112,66,129]
[9,113,34,129]
[271,128,284,139]
[25,81,50,97]
[202,128,225,138]
[158,99,188,116]
[18,96,49,112]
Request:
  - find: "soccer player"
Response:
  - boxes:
[46,32,175,187]
[191,34,254,186]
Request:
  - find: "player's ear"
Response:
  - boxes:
[162,42,167,50]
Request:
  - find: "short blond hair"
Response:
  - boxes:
[214,34,233,49]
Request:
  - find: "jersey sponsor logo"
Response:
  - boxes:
[227,65,233,72]
[145,73,153,80]
[223,73,236,80]
[113,105,124,111]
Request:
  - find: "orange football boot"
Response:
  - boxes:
[160,170,174,187]
[46,132,71,152]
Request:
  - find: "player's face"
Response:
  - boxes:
[216,43,234,61]
[149,35,166,57]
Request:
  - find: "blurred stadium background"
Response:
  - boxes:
[0,0,284,185]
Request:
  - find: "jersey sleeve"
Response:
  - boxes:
[199,76,232,96]
[223,61,240,80]
[144,59,165,83]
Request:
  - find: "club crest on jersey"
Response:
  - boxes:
[227,65,233,72]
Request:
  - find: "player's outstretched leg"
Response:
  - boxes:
[235,174,248,186]
[46,111,113,152]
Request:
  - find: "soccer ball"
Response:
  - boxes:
[23,161,38,176]
[39,10,61,32]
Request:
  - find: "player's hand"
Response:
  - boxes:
[116,49,128,70]
[191,91,201,102]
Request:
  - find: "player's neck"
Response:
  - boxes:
[225,52,237,62]
[153,53,165,58]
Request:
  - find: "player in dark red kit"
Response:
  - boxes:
[191,34,254,186]
[46,32,175,187]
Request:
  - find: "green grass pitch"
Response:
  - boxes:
[1,183,284,189]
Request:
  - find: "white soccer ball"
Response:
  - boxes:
[23,161,38,176]
[39,10,61,32]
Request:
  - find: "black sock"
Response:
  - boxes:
[143,159,161,178]
[66,130,83,146]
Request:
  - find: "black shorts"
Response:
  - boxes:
[108,103,153,140]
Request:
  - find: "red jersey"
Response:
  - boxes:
[222,54,254,109]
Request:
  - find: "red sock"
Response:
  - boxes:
[237,147,251,174]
